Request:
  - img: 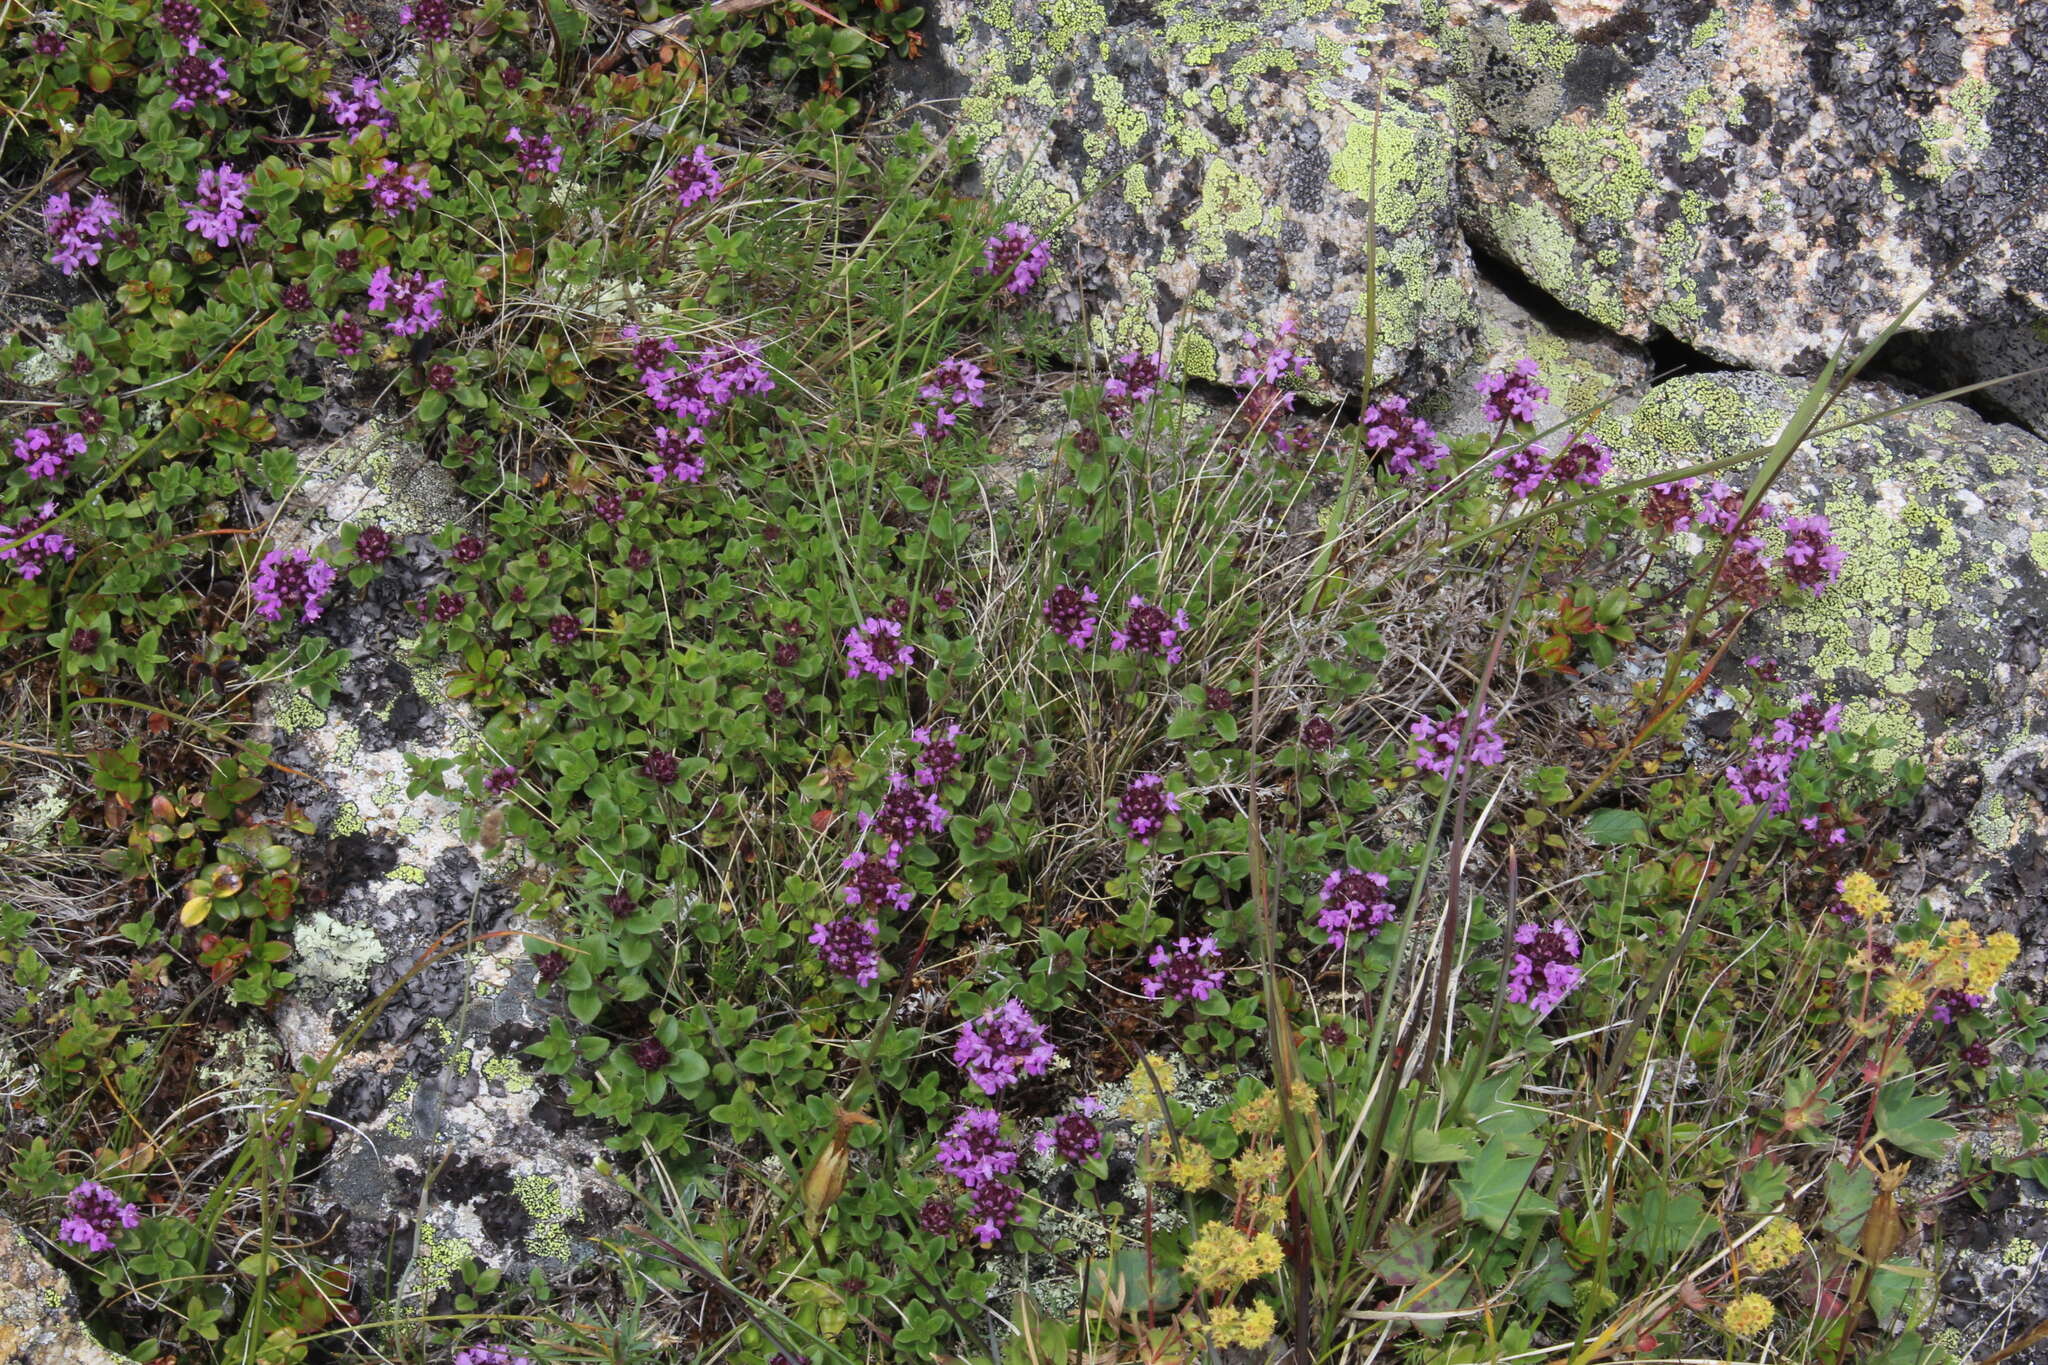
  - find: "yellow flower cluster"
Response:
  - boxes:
[1231,1146,1286,1186]
[1119,1053,1180,1127]
[1229,1080,1317,1137]
[1164,1146,1216,1191]
[1184,1221,1284,1293]
[1741,1218,1805,1274]
[1720,1291,1775,1337]
[1837,870,1891,921]
[1204,1299,1276,1350]
[1884,980,1928,1018]
[1894,921,2021,997]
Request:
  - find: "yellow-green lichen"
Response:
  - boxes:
[1971,792,2014,851]
[272,692,328,734]
[1173,329,1219,382]
[482,1054,536,1093]
[390,864,427,885]
[1537,95,1654,226]
[513,1174,572,1259]
[331,802,367,836]
[1090,71,1150,148]
[412,1223,473,1297]
[2028,531,2048,573]
[1045,0,1107,55]
[1689,10,1726,46]
[1185,159,1280,264]
[294,912,388,989]
[1329,99,1447,235]
[1122,162,1153,209]
[1507,14,1574,76]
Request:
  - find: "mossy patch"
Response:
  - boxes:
[293,913,389,990]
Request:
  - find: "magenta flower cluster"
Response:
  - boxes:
[1410,707,1507,779]
[633,332,774,479]
[669,145,725,208]
[1318,866,1394,947]
[649,426,706,485]
[159,0,203,51]
[954,999,1056,1096]
[1041,583,1100,648]
[1506,917,1583,1016]
[1493,433,1613,499]
[842,847,912,912]
[911,357,988,442]
[912,722,963,787]
[168,51,231,111]
[506,126,562,181]
[1110,595,1189,664]
[935,1107,1025,1244]
[183,164,259,247]
[843,615,913,682]
[980,222,1050,296]
[809,915,881,987]
[326,76,392,138]
[1101,351,1165,430]
[1475,357,1548,424]
[398,0,456,39]
[1142,935,1225,1002]
[43,190,122,276]
[859,773,948,844]
[1036,1105,1104,1163]
[0,502,76,581]
[453,1346,534,1365]
[56,1181,140,1254]
[1723,695,1841,814]
[1641,480,1844,599]
[13,426,86,481]
[1359,393,1449,480]
[1116,772,1180,845]
[1236,324,1312,447]
[251,546,337,623]
[366,267,447,337]
[364,159,432,216]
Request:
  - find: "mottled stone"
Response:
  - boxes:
[1453,0,2048,373]
[1892,321,2048,441]
[898,0,1478,396]
[0,1215,128,1365]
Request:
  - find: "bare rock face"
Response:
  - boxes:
[252,422,628,1304]
[897,0,1478,396]
[0,1215,128,1365]
[1453,0,2048,374]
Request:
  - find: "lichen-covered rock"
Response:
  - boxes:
[1893,322,2048,441]
[898,0,1478,395]
[1452,0,2048,373]
[0,1214,128,1365]
[253,423,627,1301]
[1428,276,1652,439]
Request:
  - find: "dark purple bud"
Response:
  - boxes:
[353,524,392,563]
[533,950,568,982]
[451,533,484,563]
[548,614,580,645]
[69,627,101,654]
[640,749,678,784]
[629,1036,670,1070]
[282,282,312,311]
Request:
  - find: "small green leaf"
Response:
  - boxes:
[1452,1137,1557,1233]
[1875,1078,1958,1159]
[1582,808,1647,846]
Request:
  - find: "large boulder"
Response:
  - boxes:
[897,0,1478,395]
[0,1215,128,1364]
[1452,0,2048,374]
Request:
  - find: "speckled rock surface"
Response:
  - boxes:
[1427,275,1653,439]
[1452,0,2048,373]
[0,1214,127,1365]
[255,422,628,1303]
[896,0,1478,395]
[1893,322,2048,441]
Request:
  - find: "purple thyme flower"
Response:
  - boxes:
[1697,480,1779,541]
[629,1036,671,1069]
[1317,867,1395,947]
[647,426,707,485]
[1301,715,1338,752]
[453,1346,534,1365]
[810,915,881,986]
[57,1181,140,1254]
[859,773,948,844]
[912,722,963,787]
[1548,434,1613,489]
[398,0,456,40]
[911,357,988,442]
[168,51,231,111]
[979,222,1050,297]
[43,191,122,276]
[483,764,518,794]
[639,337,774,432]
[251,546,337,623]
[953,1000,1056,1096]
[366,268,447,337]
[1475,357,1548,425]
[919,1195,957,1236]
[505,126,562,181]
[1779,513,1846,598]
[1036,1110,1103,1163]
[13,426,86,481]
[35,29,69,55]
[966,1179,1022,1246]
[1506,917,1583,1016]
[1142,935,1225,1002]
[640,748,678,784]
[329,311,364,355]
[842,847,912,912]
[0,502,76,581]
[1102,351,1166,430]
[1410,707,1507,779]
[1724,695,1840,814]
[1116,772,1180,845]
[182,164,259,247]
[1110,595,1189,664]
[1491,442,1551,500]
[1041,584,1100,648]
[1359,393,1450,480]
[669,145,724,208]
[325,76,392,137]
[1236,324,1312,444]
[935,1106,1019,1187]
[549,614,581,645]
[1641,478,1699,534]
[159,0,204,51]
[364,159,432,216]
[844,616,913,682]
